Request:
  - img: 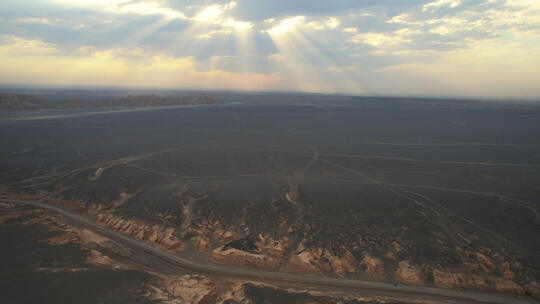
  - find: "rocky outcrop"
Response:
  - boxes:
[255,234,292,259]
[89,167,105,182]
[216,280,414,304]
[208,235,293,271]
[433,269,525,295]
[494,280,526,295]
[433,270,489,290]
[95,213,185,252]
[525,282,540,299]
[361,254,386,281]
[191,234,211,251]
[212,229,235,241]
[216,281,249,303]
[146,274,216,304]
[0,202,132,272]
[76,229,110,246]
[285,182,303,209]
[326,250,357,276]
[287,250,323,274]
[395,261,424,286]
[37,232,78,245]
[112,189,139,207]
[475,252,495,272]
[286,243,356,276]
[86,249,116,267]
[210,246,280,270]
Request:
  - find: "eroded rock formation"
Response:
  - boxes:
[95,212,185,252]
[395,261,425,286]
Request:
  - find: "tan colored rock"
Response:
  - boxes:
[86,249,115,267]
[37,232,78,245]
[255,235,291,259]
[324,249,356,276]
[145,230,159,242]
[212,229,235,241]
[279,218,288,229]
[361,254,385,281]
[134,229,145,240]
[160,229,184,251]
[395,261,425,286]
[89,167,105,182]
[95,212,184,252]
[87,203,107,215]
[287,245,357,277]
[212,229,224,239]
[525,282,540,300]
[146,274,216,304]
[191,235,211,251]
[222,231,234,240]
[392,241,403,252]
[502,270,515,280]
[464,262,480,270]
[211,246,280,270]
[328,255,356,276]
[163,227,177,239]
[476,253,495,271]
[495,280,525,295]
[287,251,322,274]
[216,281,247,304]
[433,270,488,290]
[77,229,109,245]
[432,269,526,296]
[112,190,138,208]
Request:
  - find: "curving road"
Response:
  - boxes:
[2,198,536,304]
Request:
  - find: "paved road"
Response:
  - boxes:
[2,198,536,304]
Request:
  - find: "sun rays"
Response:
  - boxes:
[267,16,360,93]
[3,0,540,96]
[104,2,358,93]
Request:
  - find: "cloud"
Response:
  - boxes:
[0,35,285,90]
[0,35,57,55]
[0,0,539,97]
[267,16,305,35]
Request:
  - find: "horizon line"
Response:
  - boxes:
[1,83,539,103]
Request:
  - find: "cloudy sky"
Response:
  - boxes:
[1,0,539,97]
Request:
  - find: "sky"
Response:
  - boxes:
[0,0,539,98]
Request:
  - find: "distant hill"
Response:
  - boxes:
[0,93,218,111]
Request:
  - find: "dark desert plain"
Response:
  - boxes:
[1,92,540,304]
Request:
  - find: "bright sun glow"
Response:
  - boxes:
[267,16,305,36]
[195,5,224,23]
[223,19,253,31]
